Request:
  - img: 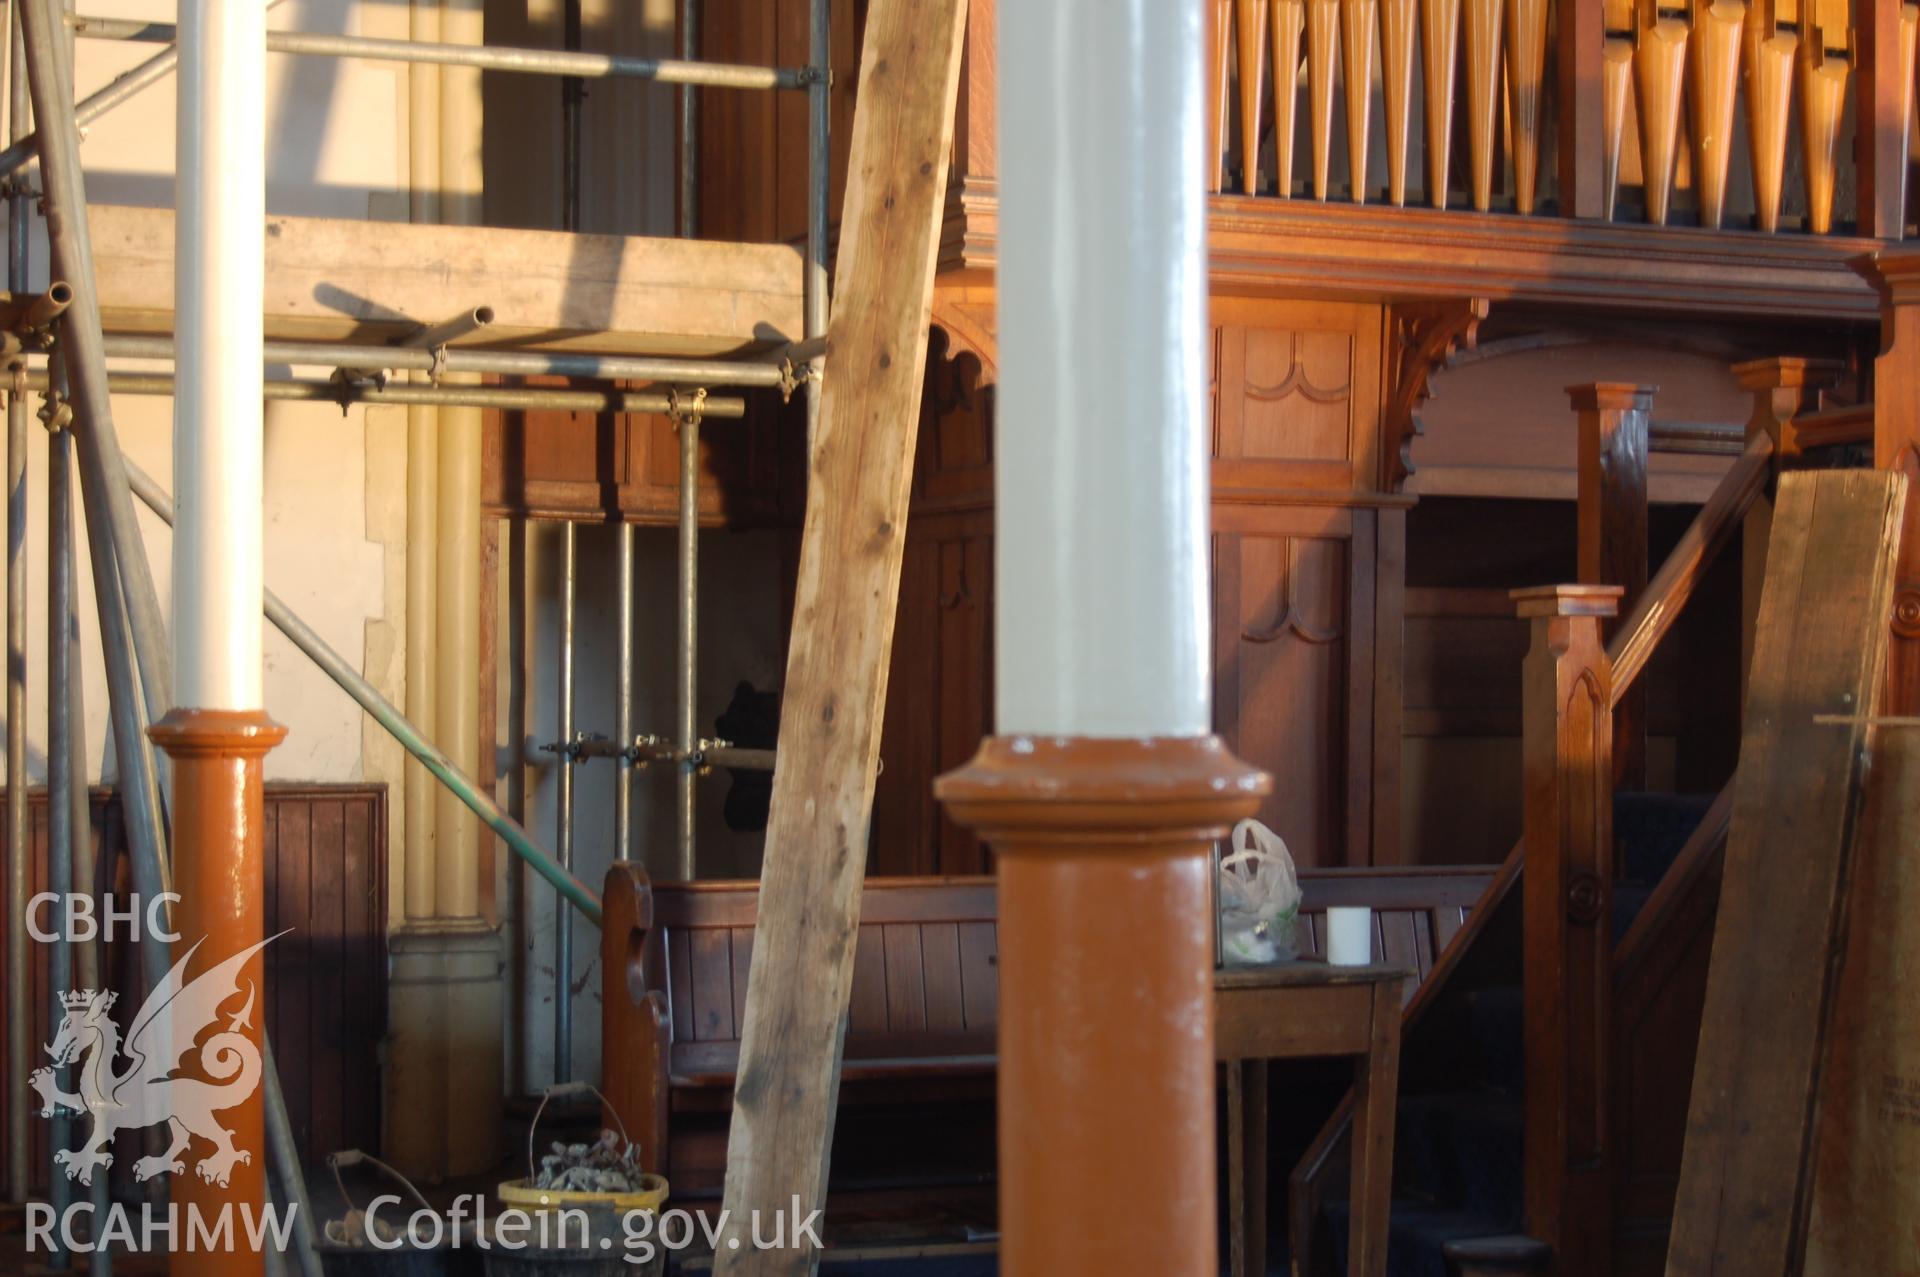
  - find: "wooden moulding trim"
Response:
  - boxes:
[935,735,1272,843]
[1567,382,1657,411]
[1857,245,1920,306]
[1730,355,1847,391]
[944,180,1882,319]
[1510,583,1624,619]
[148,707,289,759]
[1791,404,1877,451]
[1211,486,1420,510]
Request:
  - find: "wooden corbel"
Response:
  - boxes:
[928,291,999,384]
[1383,297,1490,491]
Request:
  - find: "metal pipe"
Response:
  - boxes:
[704,745,775,771]
[102,332,794,390]
[561,0,582,234]
[399,305,493,350]
[46,414,73,1262]
[262,1039,324,1277]
[675,407,699,880]
[614,522,632,861]
[633,740,777,771]
[804,0,828,443]
[785,334,826,367]
[71,383,173,990]
[20,0,176,737]
[678,0,699,236]
[15,367,749,418]
[57,416,107,1277]
[344,306,492,380]
[0,26,183,177]
[67,16,811,90]
[118,458,601,925]
[4,0,27,1206]
[21,279,74,327]
[555,519,576,1081]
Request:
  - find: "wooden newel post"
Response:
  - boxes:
[1860,250,1920,713]
[1570,384,1649,787]
[938,740,1269,1276]
[1513,583,1620,1277]
[1731,356,1841,693]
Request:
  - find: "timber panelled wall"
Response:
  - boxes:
[0,784,388,1195]
[875,296,1410,876]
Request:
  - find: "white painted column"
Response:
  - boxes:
[995,0,1211,738]
[174,0,266,709]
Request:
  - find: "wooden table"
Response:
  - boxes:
[1215,960,1411,1277]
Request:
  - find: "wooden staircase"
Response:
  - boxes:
[1289,314,1904,1276]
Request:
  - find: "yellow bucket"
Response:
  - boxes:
[494,1173,669,1216]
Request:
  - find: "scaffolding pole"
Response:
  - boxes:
[68,15,812,90]
[804,0,827,441]
[614,522,633,861]
[554,518,576,1081]
[679,0,698,236]
[53,384,110,1277]
[45,403,72,1262]
[97,332,801,391]
[20,0,173,736]
[673,399,700,879]
[4,0,28,1209]
[120,458,604,924]
[0,0,290,180]
[14,367,750,418]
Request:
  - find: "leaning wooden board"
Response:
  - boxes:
[1666,470,1909,1276]
[711,1,970,1273]
[1803,724,1920,1275]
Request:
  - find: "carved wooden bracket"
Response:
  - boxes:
[925,325,986,417]
[929,292,999,383]
[1383,296,1490,491]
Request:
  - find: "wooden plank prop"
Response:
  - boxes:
[1804,726,1920,1275]
[1666,470,1909,1277]
[711,0,969,1272]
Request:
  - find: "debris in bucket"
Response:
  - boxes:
[535,1127,647,1193]
[323,1208,405,1247]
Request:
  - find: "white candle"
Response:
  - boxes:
[1327,907,1373,966]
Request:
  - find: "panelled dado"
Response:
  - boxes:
[876,293,1423,874]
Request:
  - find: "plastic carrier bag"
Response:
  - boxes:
[1217,817,1302,966]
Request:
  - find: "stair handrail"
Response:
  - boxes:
[1606,432,1774,702]
[1610,782,1735,986]
[1788,403,1876,453]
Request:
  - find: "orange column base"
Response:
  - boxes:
[936,736,1269,1277]
[150,708,286,1277]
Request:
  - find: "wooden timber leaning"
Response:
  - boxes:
[601,862,1499,1194]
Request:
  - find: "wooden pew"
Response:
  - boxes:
[602,864,1500,1196]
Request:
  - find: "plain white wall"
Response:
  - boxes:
[2,0,405,790]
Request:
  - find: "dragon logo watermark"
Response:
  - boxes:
[33,934,278,1189]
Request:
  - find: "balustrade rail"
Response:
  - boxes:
[1200,0,1918,235]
